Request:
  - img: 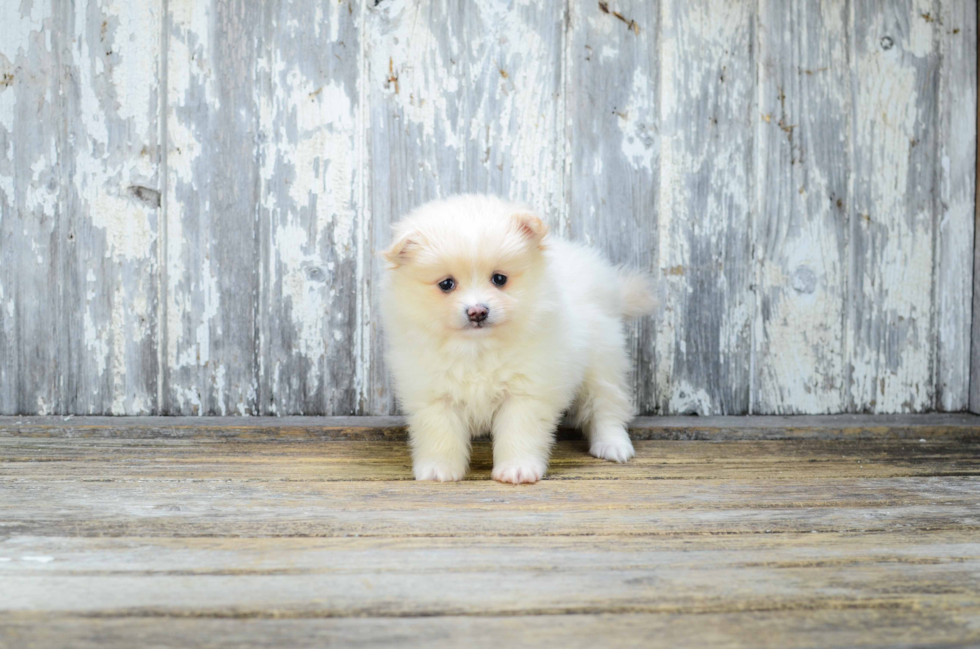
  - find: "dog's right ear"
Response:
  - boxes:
[512,212,549,248]
[381,232,422,268]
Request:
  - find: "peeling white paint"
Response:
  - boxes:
[372,1,459,147]
[276,223,329,392]
[287,76,356,261]
[35,396,51,416]
[166,0,212,396]
[850,19,936,412]
[656,0,754,415]
[752,0,848,414]
[1,0,973,417]
[906,0,935,58]
[89,192,155,261]
[618,68,655,172]
[194,256,219,367]
[936,0,977,411]
[26,152,58,218]
[0,0,50,62]
[84,309,109,379]
[0,56,17,133]
[666,381,713,416]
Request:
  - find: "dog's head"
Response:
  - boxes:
[381,195,549,338]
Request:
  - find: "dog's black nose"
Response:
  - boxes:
[466,305,489,323]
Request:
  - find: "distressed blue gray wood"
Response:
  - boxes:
[254,0,362,415]
[1,1,163,415]
[65,1,163,415]
[0,0,976,416]
[0,1,68,415]
[753,0,849,413]
[937,0,977,411]
[848,0,942,413]
[564,0,659,414]
[655,0,756,415]
[165,0,262,415]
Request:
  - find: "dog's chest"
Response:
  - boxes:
[439,349,521,414]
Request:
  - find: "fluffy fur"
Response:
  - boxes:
[380,194,656,484]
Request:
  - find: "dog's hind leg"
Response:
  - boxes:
[576,325,636,463]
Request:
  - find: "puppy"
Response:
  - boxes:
[380,194,656,484]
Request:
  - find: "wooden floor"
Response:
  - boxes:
[2,415,979,648]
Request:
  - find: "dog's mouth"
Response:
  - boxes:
[465,321,493,331]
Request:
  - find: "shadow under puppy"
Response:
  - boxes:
[381,195,656,484]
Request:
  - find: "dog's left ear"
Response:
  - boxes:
[513,213,548,247]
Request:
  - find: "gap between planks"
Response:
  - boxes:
[1,414,978,441]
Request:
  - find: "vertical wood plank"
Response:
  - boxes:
[64,0,163,414]
[0,1,69,414]
[362,0,565,414]
[753,0,849,414]
[656,0,755,415]
[254,0,361,415]
[848,0,940,412]
[564,1,659,415]
[165,0,260,415]
[973,9,980,415]
[936,0,976,411]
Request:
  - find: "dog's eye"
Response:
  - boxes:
[438,277,456,292]
[491,274,507,287]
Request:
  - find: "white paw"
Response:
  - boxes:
[491,460,546,484]
[590,435,635,463]
[414,462,466,482]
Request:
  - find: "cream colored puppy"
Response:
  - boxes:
[381,195,655,484]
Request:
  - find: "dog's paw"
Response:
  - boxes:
[590,435,635,463]
[491,460,546,485]
[414,463,466,482]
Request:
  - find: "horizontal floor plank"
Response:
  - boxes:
[3,531,979,573]
[3,608,979,649]
[2,533,979,617]
[3,475,979,538]
[2,414,978,441]
[3,439,979,482]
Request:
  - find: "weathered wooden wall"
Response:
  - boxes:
[0,0,976,416]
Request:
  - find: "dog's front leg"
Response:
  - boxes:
[408,402,470,482]
[490,396,559,484]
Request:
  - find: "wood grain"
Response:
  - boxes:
[254,0,361,415]
[5,438,980,485]
[64,0,163,415]
[2,419,980,647]
[656,0,755,415]
[938,0,977,411]
[0,2,163,416]
[848,0,941,412]
[0,1,69,415]
[3,609,979,649]
[973,0,980,416]
[564,0,659,413]
[754,0,848,413]
[1,1,978,416]
[3,534,980,616]
[164,0,262,415]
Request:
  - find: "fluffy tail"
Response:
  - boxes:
[619,270,658,317]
